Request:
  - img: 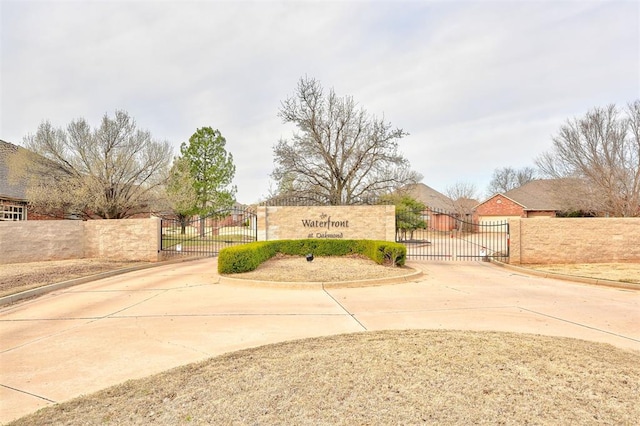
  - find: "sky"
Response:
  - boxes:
[1,0,638,204]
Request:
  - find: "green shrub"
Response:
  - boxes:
[217,242,277,274]
[363,241,406,266]
[218,239,406,274]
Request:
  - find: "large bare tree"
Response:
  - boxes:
[536,101,640,217]
[272,76,421,205]
[486,166,537,196]
[12,110,172,219]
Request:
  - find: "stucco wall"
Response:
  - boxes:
[509,218,640,264]
[0,218,160,264]
[257,205,396,242]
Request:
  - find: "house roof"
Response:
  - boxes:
[499,179,569,211]
[455,196,480,212]
[0,140,28,202]
[402,183,453,211]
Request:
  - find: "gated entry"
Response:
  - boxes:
[160,207,257,258]
[396,209,509,261]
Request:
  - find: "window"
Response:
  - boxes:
[0,202,26,220]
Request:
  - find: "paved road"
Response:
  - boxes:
[1,259,638,423]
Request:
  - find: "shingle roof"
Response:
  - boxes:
[0,140,28,201]
[455,196,480,212]
[403,183,453,211]
[502,179,567,211]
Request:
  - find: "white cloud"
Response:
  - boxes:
[1,0,638,203]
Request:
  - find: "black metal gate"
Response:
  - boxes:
[160,207,257,258]
[396,208,509,261]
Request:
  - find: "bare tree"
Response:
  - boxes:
[548,178,603,216]
[536,101,640,217]
[11,110,172,219]
[486,166,537,196]
[445,181,479,230]
[272,76,421,205]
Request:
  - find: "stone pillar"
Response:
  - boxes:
[256,206,267,241]
[508,218,521,264]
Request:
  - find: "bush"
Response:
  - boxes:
[218,239,406,274]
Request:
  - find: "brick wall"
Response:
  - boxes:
[0,218,160,264]
[526,211,557,218]
[257,205,396,242]
[84,219,160,262]
[0,220,84,263]
[509,218,640,264]
[3,214,638,265]
[476,195,525,217]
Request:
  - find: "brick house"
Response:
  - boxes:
[404,183,465,231]
[474,179,571,224]
[0,140,73,220]
[2,139,168,220]
[0,140,29,220]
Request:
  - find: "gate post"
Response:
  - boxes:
[157,217,163,261]
[256,206,267,241]
[508,219,520,264]
[385,205,396,242]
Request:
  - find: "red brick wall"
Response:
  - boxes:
[475,195,525,217]
[431,214,456,231]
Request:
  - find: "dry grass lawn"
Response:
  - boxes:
[0,259,150,298]
[527,263,640,284]
[3,258,639,424]
[9,330,639,425]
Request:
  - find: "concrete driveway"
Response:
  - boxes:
[1,259,638,423]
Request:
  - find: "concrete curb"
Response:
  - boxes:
[218,268,424,290]
[491,260,640,291]
[0,256,210,307]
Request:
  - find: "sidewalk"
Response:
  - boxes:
[1,258,638,424]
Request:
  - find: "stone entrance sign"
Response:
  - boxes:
[256,205,396,242]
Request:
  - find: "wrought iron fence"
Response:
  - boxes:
[396,208,509,261]
[160,207,257,258]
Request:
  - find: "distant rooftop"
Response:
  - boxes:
[403,183,453,211]
[0,140,27,201]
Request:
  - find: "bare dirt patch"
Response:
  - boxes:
[526,263,640,284]
[0,259,150,298]
[225,254,414,282]
[9,330,639,425]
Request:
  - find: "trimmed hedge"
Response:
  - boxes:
[218,239,406,274]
